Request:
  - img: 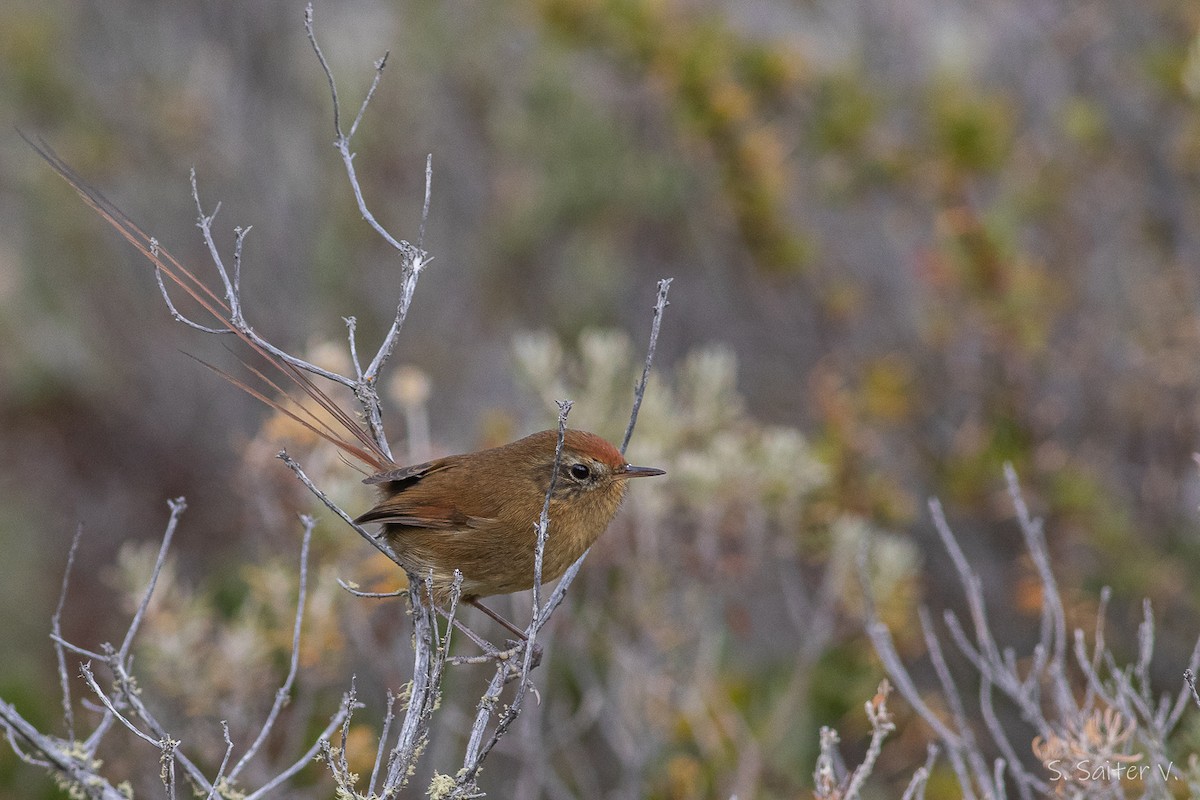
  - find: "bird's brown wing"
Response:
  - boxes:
[353,505,498,529]
[362,459,449,486]
[355,456,499,530]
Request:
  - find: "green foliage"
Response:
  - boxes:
[928,80,1014,174]
[536,0,815,273]
[811,72,878,155]
[0,8,73,123]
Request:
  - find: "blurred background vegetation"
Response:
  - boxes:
[3,0,1200,796]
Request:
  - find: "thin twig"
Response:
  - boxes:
[978,675,1042,799]
[118,497,186,662]
[337,579,406,599]
[77,498,188,762]
[858,542,978,799]
[345,316,364,380]
[901,745,938,800]
[305,5,417,257]
[368,690,398,798]
[80,664,160,748]
[160,738,178,800]
[0,700,128,799]
[1,722,50,768]
[105,655,213,793]
[531,403,573,617]
[349,53,389,140]
[1004,464,1066,680]
[841,681,895,798]
[244,701,354,800]
[1185,669,1200,711]
[277,451,400,564]
[621,278,671,455]
[418,154,432,252]
[336,678,357,784]
[920,609,974,741]
[928,499,1007,686]
[545,279,672,635]
[232,225,250,296]
[189,174,358,389]
[375,569,461,798]
[190,169,239,320]
[1167,638,1200,727]
[306,3,422,459]
[205,722,234,800]
[153,265,231,334]
[52,523,83,742]
[304,4,341,134]
[227,515,316,783]
[49,635,105,662]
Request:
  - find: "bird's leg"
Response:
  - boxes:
[440,610,501,655]
[435,598,538,668]
[467,598,544,670]
[468,597,527,640]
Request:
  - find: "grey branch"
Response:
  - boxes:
[0,698,129,800]
[226,516,316,783]
[621,277,672,455]
[861,463,1198,800]
[52,523,83,742]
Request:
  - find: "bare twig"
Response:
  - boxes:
[1165,635,1200,729]
[1184,669,1200,711]
[160,737,178,800]
[368,690,398,798]
[532,403,573,618]
[49,635,105,662]
[244,700,354,800]
[418,154,433,252]
[0,699,129,800]
[337,579,406,599]
[345,316,364,380]
[105,654,214,793]
[153,263,231,334]
[52,523,83,741]
[1004,465,1066,683]
[80,663,161,748]
[277,450,399,564]
[0,718,51,769]
[841,681,895,798]
[227,515,316,783]
[621,277,671,455]
[305,3,426,411]
[860,544,982,799]
[863,465,1200,800]
[901,745,938,800]
[536,278,672,658]
[76,498,189,760]
[232,225,249,295]
[187,174,357,389]
[205,722,234,800]
[305,12,407,261]
[118,497,186,662]
[377,570,462,797]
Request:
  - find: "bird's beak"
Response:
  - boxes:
[620,464,666,479]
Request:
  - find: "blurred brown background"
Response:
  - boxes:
[3,0,1200,796]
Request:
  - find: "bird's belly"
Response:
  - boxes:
[385,522,600,600]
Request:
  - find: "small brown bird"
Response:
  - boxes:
[26,137,665,625]
[356,429,664,604]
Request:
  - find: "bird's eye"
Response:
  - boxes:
[570,463,591,481]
